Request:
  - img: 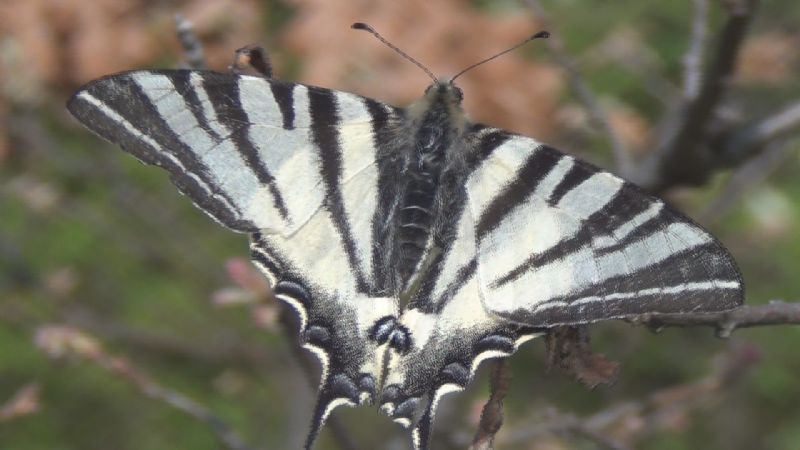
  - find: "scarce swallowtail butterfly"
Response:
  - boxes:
[67,23,744,450]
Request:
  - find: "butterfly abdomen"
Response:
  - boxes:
[395,86,465,287]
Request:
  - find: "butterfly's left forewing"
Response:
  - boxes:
[68,70,402,448]
[466,134,743,325]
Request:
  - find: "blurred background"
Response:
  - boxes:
[1,0,799,449]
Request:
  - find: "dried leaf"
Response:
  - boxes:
[0,384,41,423]
[545,326,620,389]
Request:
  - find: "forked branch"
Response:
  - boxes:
[34,325,254,450]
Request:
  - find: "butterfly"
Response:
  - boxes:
[67,23,743,450]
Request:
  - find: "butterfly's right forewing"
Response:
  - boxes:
[68,70,402,448]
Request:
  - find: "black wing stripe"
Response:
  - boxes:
[489,183,658,285]
[428,259,477,312]
[367,99,400,293]
[121,75,227,199]
[594,204,670,256]
[411,129,512,310]
[68,87,245,228]
[85,74,249,222]
[465,128,511,170]
[474,144,561,241]
[513,243,743,324]
[202,74,291,221]
[309,89,370,293]
[270,82,296,130]
[547,158,594,206]
[492,215,737,306]
[171,71,224,143]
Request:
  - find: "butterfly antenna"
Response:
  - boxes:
[450,31,550,83]
[352,22,438,83]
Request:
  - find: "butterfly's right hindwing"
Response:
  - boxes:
[68,70,402,448]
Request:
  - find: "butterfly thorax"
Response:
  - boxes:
[394,82,468,293]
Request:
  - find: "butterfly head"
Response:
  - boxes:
[423,81,464,105]
[408,81,469,134]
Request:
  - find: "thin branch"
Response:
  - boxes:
[498,410,633,450]
[568,424,633,450]
[469,359,512,450]
[64,306,277,368]
[34,326,254,450]
[717,100,800,162]
[642,0,760,191]
[681,0,758,137]
[499,344,759,448]
[175,14,207,70]
[520,0,632,174]
[699,140,796,224]
[683,0,710,100]
[629,301,800,337]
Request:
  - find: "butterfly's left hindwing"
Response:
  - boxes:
[68,70,403,448]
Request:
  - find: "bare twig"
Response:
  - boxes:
[175,14,206,70]
[520,0,632,174]
[699,140,796,223]
[629,301,800,337]
[64,305,278,368]
[716,100,800,163]
[498,410,633,450]
[568,424,632,450]
[469,359,512,450]
[34,326,253,450]
[499,344,759,448]
[0,384,40,423]
[684,0,710,100]
[641,0,761,191]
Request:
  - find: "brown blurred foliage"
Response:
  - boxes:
[0,384,40,423]
[0,0,264,163]
[1,0,566,160]
[0,0,262,163]
[0,0,262,90]
[737,31,799,85]
[283,0,563,138]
